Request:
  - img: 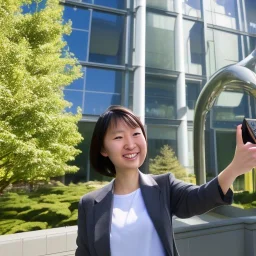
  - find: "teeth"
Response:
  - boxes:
[124,153,137,159]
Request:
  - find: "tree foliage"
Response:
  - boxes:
[149,145,188,179]
[0,0,83,192]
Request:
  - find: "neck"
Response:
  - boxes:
[114,169,140,195]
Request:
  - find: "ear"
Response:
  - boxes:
[100,148,108,157]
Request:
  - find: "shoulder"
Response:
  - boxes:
[79,181,113,208]
[150,173,173,184]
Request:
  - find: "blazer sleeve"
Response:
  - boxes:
[169,174,233,219]
[75,198,91,256]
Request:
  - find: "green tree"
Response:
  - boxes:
[0,0,83,193]
[149,145,188,180]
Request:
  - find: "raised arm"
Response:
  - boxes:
[218,124,256,194]
[170,174,233,219]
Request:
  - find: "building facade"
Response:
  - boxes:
[61,0,256,189]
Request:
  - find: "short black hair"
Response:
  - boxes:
[90,105,146,177]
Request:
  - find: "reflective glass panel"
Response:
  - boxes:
[63,6,90,30]
[147,125,177,160]
[64,30,88,61]
[64,90,83,114]
[206,29,242,75]
[66,122,111,183]
[182,0,202,18]
[145,76,176,119]
[66,69,85,90]
[186,82,200,121]
[183,20,205,75]
[89,11,125,65]
[245,0,256,35]
[205,0,239,30]
[22,0,46,13]
[84,92,121,115]
[146,13,175,70]
[146,0,174,12]
[86,68,123,93]
[81,0,126,9]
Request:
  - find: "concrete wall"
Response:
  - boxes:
[1,217,256,256]
[175,216,256,256]
[0,226,77,256]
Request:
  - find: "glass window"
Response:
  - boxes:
[146,0,174,12]
[146,13,175,70]
[86,68,123,93]
[183,20,205,75]
[187,129,194,171]
[22,0,46,13]
[84,92,121,115]
[147,125,177,160]
[243,36,256,59]
[182,0,202,18]
[244,0,256,34]
[89,11,125,65]
[63,6,90,30]
[65,122,111,183]
[64,90,83,114]
[66,69,85,90]
[81,0,126,9]
[206,29,243,75]
[145,76,176,119]
[205,0,239,30]
[64,30,89,61]
[84,68,124,115]
[186,82,200,121]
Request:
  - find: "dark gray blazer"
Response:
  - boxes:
[75,172,233,256]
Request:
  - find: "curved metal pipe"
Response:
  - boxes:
[194,50,256,184]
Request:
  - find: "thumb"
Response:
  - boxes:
[236,124,243,146]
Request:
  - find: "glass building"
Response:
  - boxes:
[61,0,256,189]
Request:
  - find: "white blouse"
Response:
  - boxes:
[110,188,165,256]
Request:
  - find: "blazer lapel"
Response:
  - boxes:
[94,180,114,256]
[139,172,173,256]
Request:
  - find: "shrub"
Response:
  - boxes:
[251,201,256,207]
[5,222,48,234]
[0,219,25,234]
[234,192,256,204]
[0,211,18,218]
[0,181,107,234]
[57,209,78,227]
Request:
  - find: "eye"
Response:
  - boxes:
[133,132,141,136]
[114,136,122,140]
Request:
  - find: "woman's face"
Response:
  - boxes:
[101,118,147,174]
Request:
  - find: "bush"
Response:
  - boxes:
[0,211,18,218]
[234,191,256,204]
[0,219,26,234]
[0,181,107,235]
[5,222,48,234]
[251,201,256,206]
[57,209,78,227]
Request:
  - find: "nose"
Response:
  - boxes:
[124,137,136,150]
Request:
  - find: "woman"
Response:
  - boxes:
[75,105,256,256]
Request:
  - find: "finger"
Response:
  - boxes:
[236,124,243,146]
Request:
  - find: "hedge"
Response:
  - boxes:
[0,181,108,235]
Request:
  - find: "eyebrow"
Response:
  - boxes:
[110,130,125,135]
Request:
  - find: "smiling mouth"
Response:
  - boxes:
[123,153,138,159]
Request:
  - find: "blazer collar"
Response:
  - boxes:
[94,179,114,256]
[139,172,173,256]
[93,171,172,256]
